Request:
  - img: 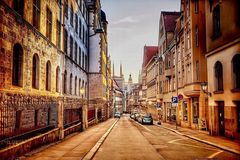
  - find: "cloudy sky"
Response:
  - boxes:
[101,0,180,82]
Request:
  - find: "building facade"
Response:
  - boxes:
[0,0,62,142]
[88,0,111,122]
[0,0,111,158]
[205,0,240,139]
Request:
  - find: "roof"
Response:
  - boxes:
[162,11,180,32]
[142,46,158,67]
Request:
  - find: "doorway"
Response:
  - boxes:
[217,101,225,136]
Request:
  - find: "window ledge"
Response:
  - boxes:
[213,90,224,94]
[231,88,240,93]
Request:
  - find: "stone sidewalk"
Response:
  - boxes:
[154,121,240,155]
[19,118,117,160]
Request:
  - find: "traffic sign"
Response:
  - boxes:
[178,94,183,101]
[172,97,178,104]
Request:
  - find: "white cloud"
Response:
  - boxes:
[113,16,138,24]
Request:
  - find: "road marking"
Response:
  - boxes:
[168,138,186,144]
[171,142,220,151]
[82,119,119,160]
[208,150,223,158]
[135,121,152,132]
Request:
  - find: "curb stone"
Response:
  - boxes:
[154,122,240,155]
[82,119,119,160]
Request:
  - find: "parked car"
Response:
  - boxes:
[114,112,121,118]
[130,113,135,119]
[141,114,153,125]
[134,113,141,121]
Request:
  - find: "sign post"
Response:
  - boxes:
[172,96,178,130]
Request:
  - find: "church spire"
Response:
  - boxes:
[120,63,123,77]
[112,62,115,77]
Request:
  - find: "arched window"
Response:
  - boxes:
[212,5,221,38]
[56,66,60,92]
[63,70,67,94]
[12,43,23,86]
[13,0,24,16]
[215,61,223,91]
[232,54,240,89]
[75,76,77,95]
[70,73,73,94]
[79,78,81,96]
[32,54,40,89]
[46,61,51,91]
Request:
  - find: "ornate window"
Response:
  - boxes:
[13,0,24,16]
[232,54,240,89]
[32,54,40,89]
[46,61,51,91]
[33,0,40,29]
[215,61,223,91]
[12,43,23,87]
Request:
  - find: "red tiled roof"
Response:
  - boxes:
[162,11,180,32]
[142,46,158,67]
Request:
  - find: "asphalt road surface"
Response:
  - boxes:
[93,114,240,160]
[24,115,240,160]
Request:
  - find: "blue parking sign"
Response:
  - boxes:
[172,97,178,103]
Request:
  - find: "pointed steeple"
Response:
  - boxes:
[112,62,115,77]
[120,63,123,77]
[128,74,133,84]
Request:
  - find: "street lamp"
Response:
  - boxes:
[200,82,211,97]
[80,88,85,105]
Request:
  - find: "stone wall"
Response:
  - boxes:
[0,92,58,140]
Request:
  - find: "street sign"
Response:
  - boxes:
[178,94,183,101]
[172,97,178,106]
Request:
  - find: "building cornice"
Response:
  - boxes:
[206,37,240,57]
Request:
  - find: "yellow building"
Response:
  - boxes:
[205,0,240,139]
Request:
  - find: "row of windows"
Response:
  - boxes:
[12,43,88,96]
[13,0,89,49]
[65,0,88,47]
[64,29,88,70]
[62,71,87,97]
[214,54,240,91]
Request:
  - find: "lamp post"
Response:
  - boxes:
[80,88,85,112]
[200,82,211,97]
